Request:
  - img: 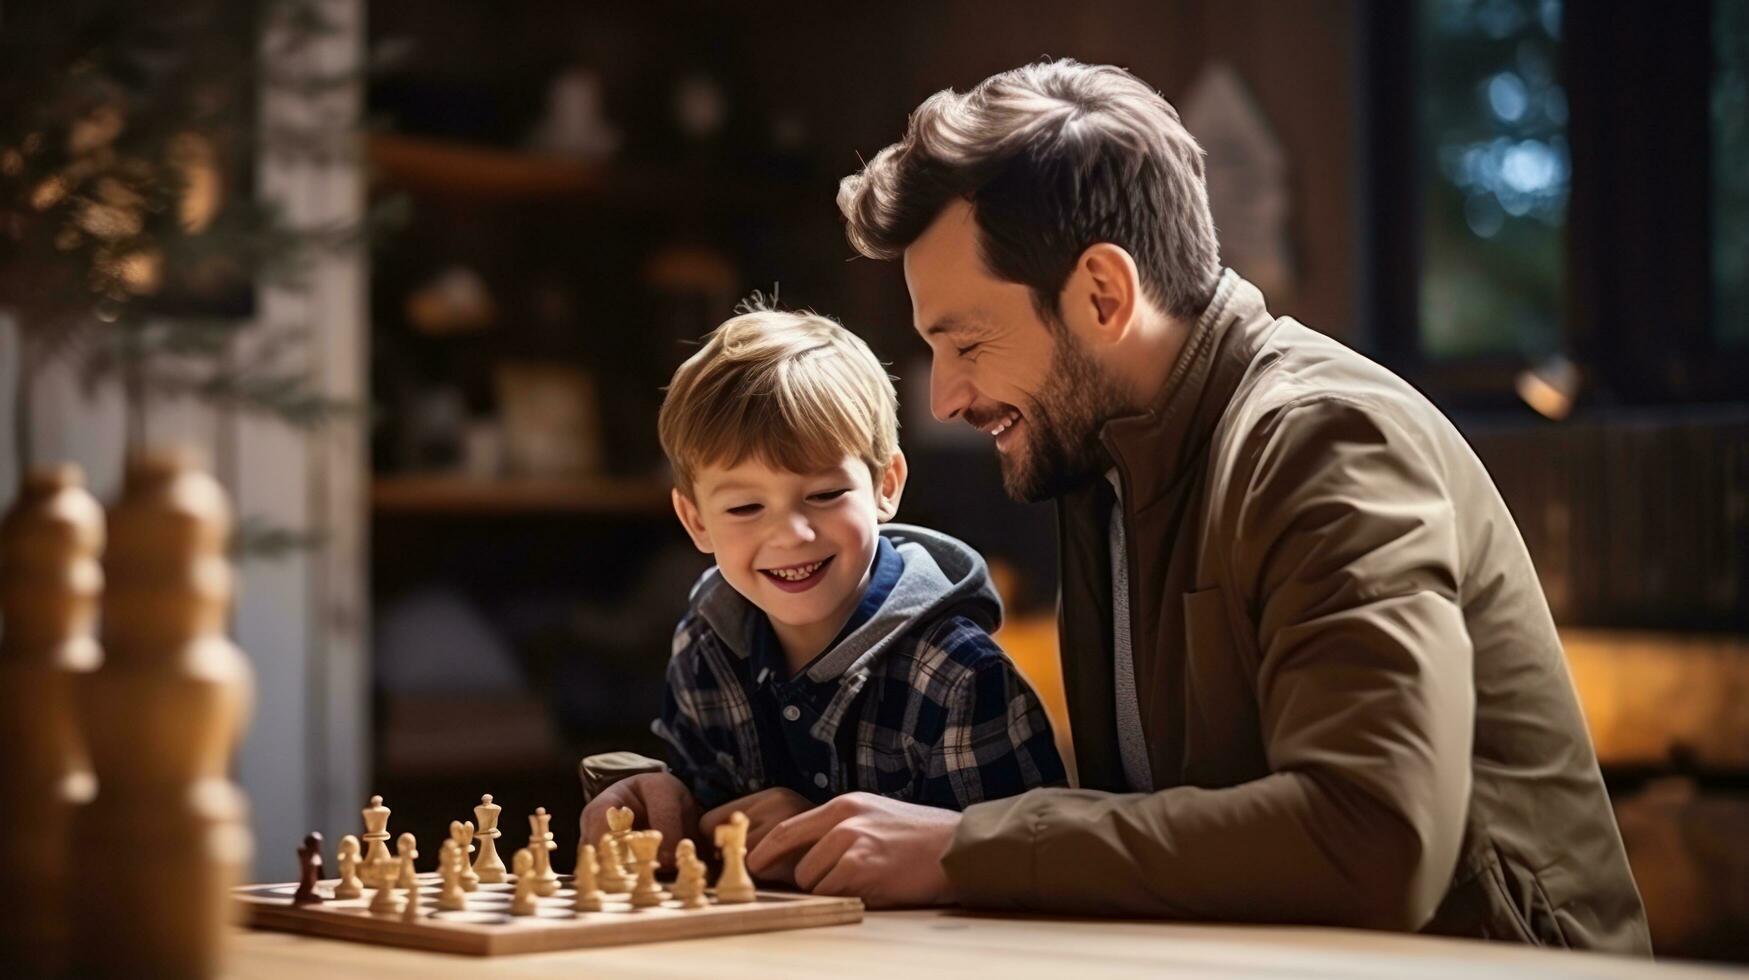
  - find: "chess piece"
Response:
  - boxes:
[596,833,631,894]
[605,805,637,873]
[334,835,365,899]
[572,842,605,912]
[437,839,467,911]
[395,832,419,890]
[294,832,325,905]
[672,839,708,910]
[509,848,538,916]
[360,795,392,886]
[368,853,401,915]
[528,806,560,897]
[628,830,668,908]
[403,866,424,923]
[473,794,507,883]
[0,465,102,975]
[70,451,255,978]
[449,819,480,891]
[713,811,756,904]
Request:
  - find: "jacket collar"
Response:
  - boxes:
[1098,269,1272,514]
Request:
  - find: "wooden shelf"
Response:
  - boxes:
[371,474,672,516]
[366,132,804,212]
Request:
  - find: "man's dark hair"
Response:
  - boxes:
[838,59,1221,322]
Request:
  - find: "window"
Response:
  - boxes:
[1366,0,1747,406]
[1418,0,1568,362]
[1716,0,1748,348]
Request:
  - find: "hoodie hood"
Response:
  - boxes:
[689,522,1003,684]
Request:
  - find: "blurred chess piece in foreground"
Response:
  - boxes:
[0,465,104,975]
[71,450,255,978]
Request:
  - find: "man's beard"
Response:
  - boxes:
[999,328,1132,503]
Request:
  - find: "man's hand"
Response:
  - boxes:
[580,772,698,868]
[699,787,815,886]
[746,792,960,908]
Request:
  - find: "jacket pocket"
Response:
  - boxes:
[1428,837,1568,947]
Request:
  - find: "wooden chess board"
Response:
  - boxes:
[234,874,864,956]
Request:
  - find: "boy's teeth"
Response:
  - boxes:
[770,559,824,581]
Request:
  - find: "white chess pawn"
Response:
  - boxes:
[394,832,419,890]
[367,853,401,916]
[334,835,365,899]
[713,811,755,904]
[436,839,466,911]
[572,842,605,913]
[509,848,538,916]
[449,819,480,892]
[672,839,708,910]
[402,869,424,923]
[473,794,507,883]
[596,833,631,894]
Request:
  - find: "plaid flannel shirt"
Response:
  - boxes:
[653,538,1067,812]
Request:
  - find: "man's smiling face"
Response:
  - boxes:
[904,199,1130,502]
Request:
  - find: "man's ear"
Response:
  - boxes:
[1059,242,1140,346]
[672,488,715,554]
[875,450,908,522]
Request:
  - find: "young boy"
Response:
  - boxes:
[582,303,1065,875]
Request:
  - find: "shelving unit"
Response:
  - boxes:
[370,473,672,516]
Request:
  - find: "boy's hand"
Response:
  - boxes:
[580,772,698,869]
[746,792,959,908]
[699,787,815,886]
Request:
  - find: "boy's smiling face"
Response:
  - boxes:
[673,452,907,661]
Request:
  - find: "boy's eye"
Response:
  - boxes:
[726,503,762,516]
[955,342,982,359]
[809,489,851,503]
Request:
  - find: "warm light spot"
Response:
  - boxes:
[1515,356,1580,420]
[171,131,221,233]
[69,105,124,155]
[77,200,142,240]
[31,176,67,211]
[108,249,164,295]
[1,149,22,176]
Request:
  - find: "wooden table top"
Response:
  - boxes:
[230,908,1743,979]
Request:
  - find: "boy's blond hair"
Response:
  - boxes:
[659,306,898,498]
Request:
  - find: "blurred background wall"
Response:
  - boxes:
[2,0,1745,963]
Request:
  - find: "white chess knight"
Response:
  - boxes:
[449,820,480,891]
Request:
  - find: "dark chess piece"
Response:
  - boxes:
[294,832,325,905]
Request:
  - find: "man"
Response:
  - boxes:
[746,59,1650,954]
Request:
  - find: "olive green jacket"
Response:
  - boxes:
[940,271,1651,955]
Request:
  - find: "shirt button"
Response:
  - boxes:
[813,772,829,789]
[782,705,801,722]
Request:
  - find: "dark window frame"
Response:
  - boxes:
[1359,0,1747,411]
